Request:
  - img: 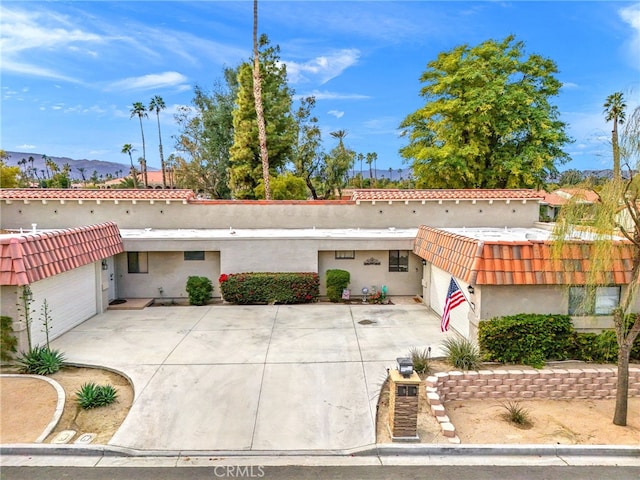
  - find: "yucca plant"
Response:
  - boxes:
[441,337,481,371]
[76,382,118,409]
[500,400,533,427]
[409,346,432,375]
[16,345,66,375]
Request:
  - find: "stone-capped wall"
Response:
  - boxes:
[425,367,640,441]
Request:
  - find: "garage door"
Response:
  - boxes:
[430,267,470,337]
[29,263,97,346]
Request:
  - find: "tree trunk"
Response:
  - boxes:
[157,116,167,188]
[139,117,148,188]
[613,343,630,426]
[612,121,620,181]
[305,175,318,200]
[253,0,270,200]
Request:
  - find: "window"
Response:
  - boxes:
[335,250,355,260]
[127,252,148,274]
[389,250,409,272]
[569,286,620,315]
[184,251,205,261]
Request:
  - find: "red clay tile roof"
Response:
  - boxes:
[0,189,195,201]
[413,226,633,286]
[351,189,544,201]
[0,222,124,285]
[536,188,599,207]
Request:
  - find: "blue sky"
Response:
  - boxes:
[1,1,639,175]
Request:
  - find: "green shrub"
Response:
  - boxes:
[76,382,118,409]
[572,326,640,364]
[326,269,350,302]
[219,272,319,305]
[500,401,532,427]
[1,316,17,362]
[442,337,481,371]
[478,314,574,367]
[409,347,432,375]
[186,276,213,305]
[16,346,65,375]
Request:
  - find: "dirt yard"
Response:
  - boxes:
[0,366,133,445]
[376,361,640,445]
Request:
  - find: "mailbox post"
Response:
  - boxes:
[388,359,421,441]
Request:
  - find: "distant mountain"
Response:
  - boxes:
[2,151,155,180]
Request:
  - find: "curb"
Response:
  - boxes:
[2,443,639,458]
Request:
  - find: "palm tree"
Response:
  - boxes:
[357,153,364,188]
[121,144,138,188]
[365,153,375,188]
[253,0,271,199]
[149,95,167,188]
[130,102,148,187]
[604,92,627,181]
[77,167,87,187]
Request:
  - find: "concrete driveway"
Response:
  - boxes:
[50,302,451,452]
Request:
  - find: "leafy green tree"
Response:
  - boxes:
[604,92,627,181]
[130,102,148,187]
[292,96,323,199]
[149,95,167,188]
[553,106,640,426]
[254,172,308,199]
[320,130,355,199]
[558,169,584,186]
[0,150,20,187]
[174,73,237,198]
[229,35,296,199]
[400,35,571,188]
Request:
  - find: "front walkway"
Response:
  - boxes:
[50,303,451,452]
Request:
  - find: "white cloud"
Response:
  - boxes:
[16,144,36,150]
[619,3,640,70]
[0,5,104,82]
[328,110,345,119]
[285,49,360,85]
[107,71,189,92]
[300,89,370,101]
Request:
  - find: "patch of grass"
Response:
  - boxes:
[76,382,118,409]
[500,401,533,428]
[441,337,481,371]
[409,347,432,375]
[16,346,65,375]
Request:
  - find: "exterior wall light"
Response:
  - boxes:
[467,285,475,294]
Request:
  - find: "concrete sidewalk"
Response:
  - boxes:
[49,302,450,452]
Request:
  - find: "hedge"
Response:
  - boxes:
[478,314,574,368]
[326,269,350,303]
[219,272,319,305]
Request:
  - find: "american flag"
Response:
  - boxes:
[441,277,466,332]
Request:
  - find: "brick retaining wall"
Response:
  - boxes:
[424,367,640,442]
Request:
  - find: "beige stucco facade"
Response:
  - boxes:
[1,197,540,230]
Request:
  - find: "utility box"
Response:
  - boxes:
[388,369,421,441]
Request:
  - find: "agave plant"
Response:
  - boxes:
[16,345,66,375]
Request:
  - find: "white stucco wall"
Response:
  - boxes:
[0,198,540,231]
[115,251,221,299]
[318,250,422,297]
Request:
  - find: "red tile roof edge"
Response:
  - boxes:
[0,189,195,201]
[0,222,124,286]
[413,226,635,286]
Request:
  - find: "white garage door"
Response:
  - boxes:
[29,263,97,346]
[430,267,470,338]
